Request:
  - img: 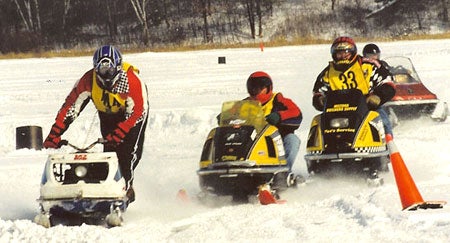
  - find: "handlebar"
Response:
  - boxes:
[59,138,107,153]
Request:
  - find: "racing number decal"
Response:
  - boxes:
[339,71,357,89]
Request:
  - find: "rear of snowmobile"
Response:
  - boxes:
[197,100,296,202]
[383,56,448,122]
[34,139,128,228]
[304,89,390,185]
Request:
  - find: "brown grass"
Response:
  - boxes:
[1,33,450,59]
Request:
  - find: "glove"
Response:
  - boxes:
[105,126,127,145]
[265,112,281,125]
[366,94,381,110]
[313,94,325,111]
[43,122,65,149]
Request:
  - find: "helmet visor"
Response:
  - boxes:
[364,53,380,59]
[247,77,270,97]
[95,57,118,80]
[334,50,353,61]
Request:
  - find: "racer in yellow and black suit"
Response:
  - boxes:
[312,37,395,118]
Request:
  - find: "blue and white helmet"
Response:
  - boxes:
[93,45,122,89]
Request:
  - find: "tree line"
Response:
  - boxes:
[0,0,448,54]
[0,0,279,53]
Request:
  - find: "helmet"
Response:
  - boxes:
[246,71,273,104]
[362,43,381,58]
[330,36,357,68]
[93,45,122,89]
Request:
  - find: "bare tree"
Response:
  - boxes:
[332,0,337,10]
[244,0,256,38]
[13,0,41,32]
[130,0,150,45]
[195,0,212,43]
[441,0,449,22]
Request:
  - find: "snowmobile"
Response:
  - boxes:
[304,89,390,185]
[383,56,448,122]
[34,139,128,227]
[197,100,297,203]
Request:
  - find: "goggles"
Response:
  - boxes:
[95,58,118,79]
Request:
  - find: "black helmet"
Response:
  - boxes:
[362,43,381,57]
[246,71,273,104]
[246,71,273,97]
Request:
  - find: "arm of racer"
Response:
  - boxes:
[368,64,396,106]
[274,93,302,121]
[44,71,93,148]
[312,66,330,111]
[108,69,149,143]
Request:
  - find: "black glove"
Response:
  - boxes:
[265,112,281,125]
[313,94,325,111]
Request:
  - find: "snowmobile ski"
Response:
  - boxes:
[258,184,286,205]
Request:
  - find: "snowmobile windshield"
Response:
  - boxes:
[384,56,422,83]
[219,100,266,133]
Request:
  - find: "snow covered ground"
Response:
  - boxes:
[0,39,449,242]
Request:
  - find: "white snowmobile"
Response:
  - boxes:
[34,139,128,227]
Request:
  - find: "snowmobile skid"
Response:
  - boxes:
[383,56,448,123]
[34,139,128,227]
[304,89,390,185]
[197,100,298,203]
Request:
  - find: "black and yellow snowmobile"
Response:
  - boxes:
[197,100,296,202]
[304,89,390,183]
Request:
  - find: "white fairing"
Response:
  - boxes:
[40,152,126,200]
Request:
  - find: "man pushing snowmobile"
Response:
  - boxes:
[43,45,149,204]
[306,36,395,182]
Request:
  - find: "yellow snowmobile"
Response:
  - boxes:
[198,100,296,202]
[304,89,390,184]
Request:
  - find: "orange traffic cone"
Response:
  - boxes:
[176,189,190,203]
[259,41,264,52]
[386,134,446,210]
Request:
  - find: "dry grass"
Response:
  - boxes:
[1,33,450,59]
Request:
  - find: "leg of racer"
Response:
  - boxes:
[377,107,393,138]
[283,133,300,171]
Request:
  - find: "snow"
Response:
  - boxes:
[0,39,450,242]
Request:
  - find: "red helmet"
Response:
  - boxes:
[246,71,273,104]
[330,36,357,68]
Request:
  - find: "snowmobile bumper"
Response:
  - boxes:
[197,161,289,175]
[386,99,439,106]
[197,161,290,196]
[38,197,127,216]
[304,150,389,162]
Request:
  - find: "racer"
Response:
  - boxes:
[312,37,396,138]
[362,43,395,136]
[246,71,303,171]
[43,45,149,204]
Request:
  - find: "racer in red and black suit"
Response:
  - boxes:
[246,71,303,171]
[43,45,149,204]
